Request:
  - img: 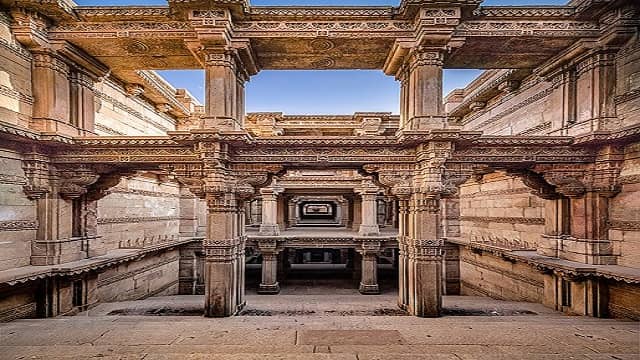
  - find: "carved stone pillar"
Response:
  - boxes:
[407,192,443,317]
[258,241,281,294]
[403,48,446,131]
[287,197,297,228]
[203,191,243,317]
[358,245,380,295]
[259,186,283,236]
[203,50,246,131]
[357,181,380,236]
[397,196,410,310]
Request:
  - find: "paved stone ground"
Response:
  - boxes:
[1,294,638,360]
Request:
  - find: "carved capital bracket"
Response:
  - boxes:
[56,165,100,200]
[22,153,51,200]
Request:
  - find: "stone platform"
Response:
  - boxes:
[1,295,638,359]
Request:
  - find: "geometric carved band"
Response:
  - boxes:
[460,216,545,225]
[608,220,640,231]
[97,216,181,224]
[0,220,39,231]
[458,187,531,198]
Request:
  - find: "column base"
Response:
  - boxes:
[359,283,380,295]
[259,224,280,236]
[258,282,280,294]
[358,225,380,236]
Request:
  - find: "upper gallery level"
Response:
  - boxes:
[0,0,636,79]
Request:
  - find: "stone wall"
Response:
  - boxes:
[459,172,545,250]
[609,142,640,268]
[94,79,177,136]
[459,247,544,303]
[0,11,32,129]
[0,149,34,271]
[608,281,640,320]
[97,175,182,252]
[97,249,181,302]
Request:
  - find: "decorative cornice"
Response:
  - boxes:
[460,216,545,225]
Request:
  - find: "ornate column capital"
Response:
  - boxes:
[408,47,445,70]
[56,165,100,200]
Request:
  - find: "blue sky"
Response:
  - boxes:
[76,0,568,114]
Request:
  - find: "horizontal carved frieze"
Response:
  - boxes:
[455,21,599,37]
[97,216,181,224]
[50,22,196,39]
[608,220,640,231]
[105,188,181,198]
[459,187,531,198]
[473,7,575,18]
[76,7,171,19]
[460,216,545,225]
[0,220,38,231]
[0,174,27,185]
[249,7,395,17]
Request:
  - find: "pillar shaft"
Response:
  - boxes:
[402,49,445,131]
[259,188,282,235]
[203,51,245,130]
[204,193,243,317]
[359,251,380,294]
[397,198,410,310]
[258,251,281,294]
[358,192,380,236]
[406,192,443,317]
